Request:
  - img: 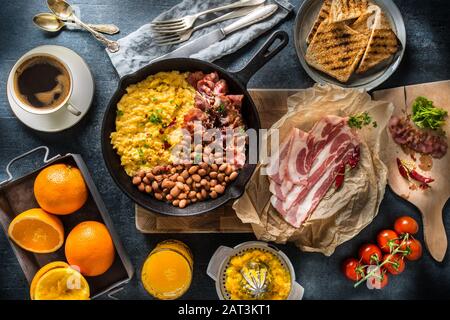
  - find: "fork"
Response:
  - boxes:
[150,0,265,34]
[152,5,260,46]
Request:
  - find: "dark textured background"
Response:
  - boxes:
[0,0,449,300]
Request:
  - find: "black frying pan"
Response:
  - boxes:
[101,31,288,216]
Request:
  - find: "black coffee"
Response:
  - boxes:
[14,55,71,110]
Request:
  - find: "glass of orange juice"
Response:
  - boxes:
[141,240,193,300]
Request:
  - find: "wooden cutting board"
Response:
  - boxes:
[135,89,300,233]
[373,80,450,262]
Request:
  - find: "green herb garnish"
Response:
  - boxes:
[217,104,225,113]
[138,148,144,158]
[348,112,377,129]
[149,113,162,124]
[152,97,158,102]
[116,109,124,117]
[412,96,447,130]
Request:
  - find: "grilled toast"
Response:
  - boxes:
[350,4,379,33]
[356,12,399,73]
[307,0,332,44]
[329,0,369,23]
[305,22,369,82]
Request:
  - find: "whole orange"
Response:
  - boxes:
[65,221,115,277]
[34,164,88,215]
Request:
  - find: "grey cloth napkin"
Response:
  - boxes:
[107,0,293,77]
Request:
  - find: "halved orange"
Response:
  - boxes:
[33,266,90,300]
[8,208,64,253]
[30,261,69,300]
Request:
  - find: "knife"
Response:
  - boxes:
[152,4,279,62]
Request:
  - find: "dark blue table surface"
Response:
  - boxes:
[1,0,449,300]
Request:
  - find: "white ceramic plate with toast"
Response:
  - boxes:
[294,0,406,91]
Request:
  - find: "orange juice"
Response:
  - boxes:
[141,240,193,300]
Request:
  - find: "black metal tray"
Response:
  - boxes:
[0,146,134,299]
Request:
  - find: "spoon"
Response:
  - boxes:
[33,13,120,35]
[47,0,119,52]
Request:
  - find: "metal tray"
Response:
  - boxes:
[294,0,406,91]
[0,146,134,299]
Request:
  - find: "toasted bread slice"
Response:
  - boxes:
[356,12,399,73]
[329,0,368,23]
[307,0,332,44]
[306,22,369,82]
[350,4,379,33]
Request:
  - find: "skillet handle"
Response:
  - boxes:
[232,30,289,86]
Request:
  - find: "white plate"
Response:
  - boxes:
[294,0,406,91]
[7,45,94,132]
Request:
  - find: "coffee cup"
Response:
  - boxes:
[10,52,81,116]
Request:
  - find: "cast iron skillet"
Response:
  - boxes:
[101,31,288,216]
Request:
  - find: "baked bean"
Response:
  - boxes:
[199,162,208,169]
[169,173,179,181]
[195,182,201,188]
[210,179,218,187]
[152,181,159,191]
[214,184,225,194]
[186,177,193,185]
[201,189,208,199]
[170,186,180,197]
[204,184,210,191]
[162,179,175,189]
[211,164,218,171]
[151,167,160,175]
[198,168,207,176]
[191,198,197,203]
[138,170,146,178]
[219,163,227,172]
[192,174,201,182]
[132,176,141,185]
[179,199,187,208]
[170,167,177,174]
[142,176,150,184]
[221,182,226,186]
[146,172,154,180]
[200,179,208,186]
[155,175,163,182]
[196,192,203,200]
[210,191,218,199]
[178,193,187,200]
[145,185,152,193]
[225,176,230,183]
[176,165,183,171]
[176,181,184,190]
[229,171,238,181]
[188,191,197,199]
[225,165,233,175]
[181,170,189,179]
[172,200,180,207]
[209,171,218,179]
[217,173,225,182]
[188,165,198,174]
[154,193,163,200]
[166,194,173,201]
[177,176,185,183]
[183,184,190,192]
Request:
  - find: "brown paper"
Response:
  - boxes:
[233,84,394,256]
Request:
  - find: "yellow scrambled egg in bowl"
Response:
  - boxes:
[110,71,195,176]
[224,249,292,300]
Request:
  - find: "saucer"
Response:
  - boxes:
[7,45,94,132]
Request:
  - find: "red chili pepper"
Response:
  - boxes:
[335,163,346,190]
[397,158,409,179]
[410,170,434,184]
[397,158,434,185]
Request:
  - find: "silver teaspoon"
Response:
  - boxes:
[47,0,119,52]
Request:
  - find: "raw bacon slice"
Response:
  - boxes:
[267,115,360,228]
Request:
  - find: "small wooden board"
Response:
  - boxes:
[135,89,300,234]
[373,80,450,262]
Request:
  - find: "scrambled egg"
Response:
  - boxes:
[224,249,292,300]
[111,71,195,176]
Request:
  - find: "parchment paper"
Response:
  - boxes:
[233,84,394,256]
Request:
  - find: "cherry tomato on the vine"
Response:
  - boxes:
[359,244,382,265]
[400,238,423,261]
[377,229,400,253]
[394,216,419,235]
[368,271,389,289]
[383,254,406,275]
[342,258,364,281]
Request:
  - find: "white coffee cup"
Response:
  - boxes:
[9,52,81,116]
